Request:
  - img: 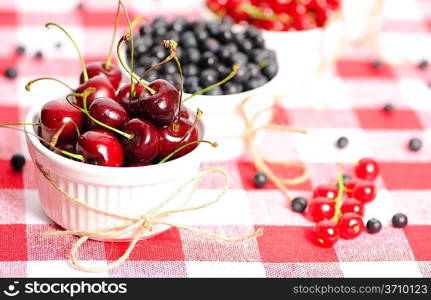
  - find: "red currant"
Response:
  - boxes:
[352,182,377,203]
[307,197,335,222]
[344,181,356,197]
[341,198,364,216]
[338,213,365,239]
[310,220,339,247]
[355,158,379,181]
[313,185,338,200]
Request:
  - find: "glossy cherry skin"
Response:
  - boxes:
[116,83,146,115]
[76,130,124,167]
[75,75,116,107]
[338,213,365,239]
[341,198,365,217]
[40,99,84,144]
[137,79,180,127]
[313,185,338,200]
[80,62,122,90]
[307,197,336,222]
[157,118,198,161]
[355,158,379,181]
[88,97,129,130]
[352,182,377,203]
[179,105,190,120]
[121,118,161,163]
[310,220,340,248]
[344,181,357,198]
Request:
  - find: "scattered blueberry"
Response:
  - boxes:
[371,60,382,69]
[383,103,394,112]
[54,42,62,49]
[10,154,26,172]
[15,45,25,55]
[34,50,43,59]
[336,136,349,149]
[392,213,408,228]
[291,197,308,212]
[4,67,17,79]
[342,174,352,182]
[417,59,429,70]
[253,172,267,188]
[408,137,422,152]
[366,218,382,234]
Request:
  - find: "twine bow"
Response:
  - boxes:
[36,163,263,273]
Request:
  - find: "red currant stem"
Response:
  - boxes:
[74,88,134,140]
[140,40,177,79]
[331,169,345,223]
[181,64,239,103]
[104,0,121,70]
[158,140,217,164]
[116,35,156,95]
[25,77,74,92]
[0,123,84,161]
[45,23,88,82]
[49,120,80,149]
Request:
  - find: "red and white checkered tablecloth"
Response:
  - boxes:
[0,0,430,278]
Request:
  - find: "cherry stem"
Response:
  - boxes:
[0,123,84,161]
[181,64,240,103]
[117,35,156,95]
[45,22,88,82]
[104,0,121,70]
[331,165,345,223]
[158,140,217,164]
[72,88,134,140]
[49,120,80,149]
[25,77,74,92]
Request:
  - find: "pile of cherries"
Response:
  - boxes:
[23,3,222,168]
[287,158,407,247]
[207,0,341,31]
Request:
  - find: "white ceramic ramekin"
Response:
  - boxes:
[25,101,205,241]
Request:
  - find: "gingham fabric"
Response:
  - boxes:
[0,0,430,278]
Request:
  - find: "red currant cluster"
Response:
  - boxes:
[306,158,380,247]
[207,0,341,31]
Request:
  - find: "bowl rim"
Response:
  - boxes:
[24,97,206,175]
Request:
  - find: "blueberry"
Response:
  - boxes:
[291,197,308,212]
[253,35,265,48]
[221,17,234,27]
[16,45,26,55]
[262,62,278,79]
[185,76,200,87]
[199,51,218,68]
[245,26,261,39]
[195,30,209,43]
[10,154,26,172]
[371,60,382,69]
[164,31,180,42]
[183,64,199,77]
[408,138,422,152]
[139,24,153,36]
[248,64,261,78]
[34,50,43,59]
[180,31,198,48]
[342,174,352,182]
[418,59,428,70]
[206,21,221,36]
[170,17,187,32]
[200,68,219,86]
[54,42,62,49]
[201,38,220,53]
[245,77,266,91]
[239,38,254,53]
[152,25,167,38]
[366,218,382,234]
[233,65,250,82]
[229,52,248,67]
[217,29,234,43]
[152,45,167,60]
[251,49,276,64]
[253,172,267,188]
[215,64,230,78]
[383,103,394,112]
[336,136,349,149]
[152,16,167,27]
[204,86,223,95]
[4,67,17,79]
[217,45,235,62]
[144,71,159,82]
[392,213,408,228]
[183,47,201,65]
[223,82,243,95]
[138,55,159,70]
[161,63,178,75]
[191,20,206,33]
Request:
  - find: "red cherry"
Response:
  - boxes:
[310,220,339,247]
[344,181,356,197]
[75,75,116,108]
[53,142,76,158]
[40,99,84,144]
[307,197,335,222]
[88,97,129,130]
[313,185,338,200]
[157,118,199,161]
[137,79,180,127]
[293,14,317,30]
[116,83,146,115]
[338,213,365,239]
[341,198,364,216]
[352,182,377,203]
[79,62,122,90]
[355,158,379,181]
[76,130,124,167]
[179,106,190,120]
[121,118,161,163]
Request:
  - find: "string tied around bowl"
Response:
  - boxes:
[36,163,263,273]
